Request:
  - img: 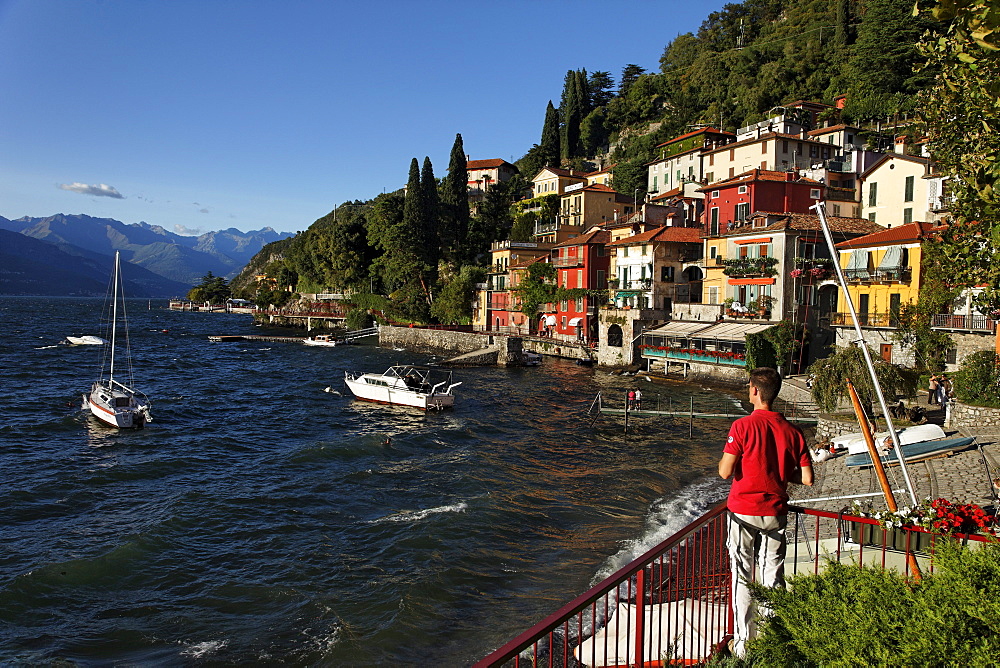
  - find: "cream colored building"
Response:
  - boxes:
[531,167,586,198]
[859,153,939,228]
[701,132,834,185]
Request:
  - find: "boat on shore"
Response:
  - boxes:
[66,335,107,345]
[303,334,340,347]
[83,251,152,429]
[344,365,460,410]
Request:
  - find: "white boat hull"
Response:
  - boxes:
[67,335,107,345]
[343,366,459,410]
[86,382,151,429]
[303,337,339,347]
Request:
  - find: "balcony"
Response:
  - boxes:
[844,268,912,283]
[932,314,998,333]
[640,346,747,367]
[552,255,584,268]
[831,312,899,328]
[722,257,779,278]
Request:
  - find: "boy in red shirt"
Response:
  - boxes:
[718,367,813,657]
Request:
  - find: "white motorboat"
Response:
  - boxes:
[83,251,152,429]
[66,335,107,345]
[344,365,460,410]
[303,334,339,347]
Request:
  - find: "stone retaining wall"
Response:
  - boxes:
[947,401,1000,430]
[815,416,863,443]
[379,326,490,355]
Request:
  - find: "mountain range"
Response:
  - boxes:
[0,214,294,295]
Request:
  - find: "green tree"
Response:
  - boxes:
[618,64,646,97]
[441,133,470,263]
[539,100,560,169]
[588,70,615,107]
[918,0,1000,314]
[401,158,434,302]
[808,345,917,415]
[511,261,558,319]
[187,271,231,304]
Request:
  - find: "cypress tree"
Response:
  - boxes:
[420,156,441,278]
[403,157,425,250]
[539,101,560,169]
[560,70,581,162]
[441,133,469,263]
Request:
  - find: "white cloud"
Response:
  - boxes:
[174,224,204,236]
[58,182,125,199]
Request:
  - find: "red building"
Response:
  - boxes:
[699,169,826,235]
[549,228,610,343]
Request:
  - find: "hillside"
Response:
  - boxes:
[0,229,191,297]
[0,214,294,285]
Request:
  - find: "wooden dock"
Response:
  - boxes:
[208,334,305,343]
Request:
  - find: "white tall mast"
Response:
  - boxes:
[811,201,918,506]
[110,250,119,383]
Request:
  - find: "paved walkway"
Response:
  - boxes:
[790,403,1000,513]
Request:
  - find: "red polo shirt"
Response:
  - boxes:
[724,409,810,516]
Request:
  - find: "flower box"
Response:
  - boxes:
[850,523,934,554]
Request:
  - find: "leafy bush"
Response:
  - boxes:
[745,539,1000,666]
[952,350,1000,407]
[807,345,917,414]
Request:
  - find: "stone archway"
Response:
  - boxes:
[683,266,703,303]
[607,324,623,347]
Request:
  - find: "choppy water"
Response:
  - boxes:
[0,297,738,666]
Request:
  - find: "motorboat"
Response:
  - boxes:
[66,335,107,345]
[523,351,542,366]
[83,251,152,429]
[303,334,340,347]
[344,365,460,410]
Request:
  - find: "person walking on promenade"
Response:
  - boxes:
[718,367,813,657]
[928,374,940,405]
[627,389,636,410]
[937,375,950,406]
[634,388,642,410]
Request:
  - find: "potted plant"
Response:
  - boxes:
[756,294,775,316]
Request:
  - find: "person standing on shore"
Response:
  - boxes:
[634,388,642,410]
[929,374,940,405]
[718,367,813,657]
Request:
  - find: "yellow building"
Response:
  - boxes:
[832,221,939,364]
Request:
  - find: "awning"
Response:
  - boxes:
[689,321,773,342]
[846,249,870,278]
[568,317,583,327]
[544,315,557,326]
[876,245,903,270]
[645,321,715,338]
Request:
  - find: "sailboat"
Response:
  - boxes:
[84,251,152,429]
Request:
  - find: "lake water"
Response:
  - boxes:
[0,296,738,665]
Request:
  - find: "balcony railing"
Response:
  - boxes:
[831,312,899,328]
[552,255,584,268]
[844,267,912,283]
[932,314,998,333]
[474,504,990,667]
[640,347,747,367]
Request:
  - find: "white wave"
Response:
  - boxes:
[370,502,468,524]
[593,477,728,583]
[181,639,228,658]
[35,345,60,349]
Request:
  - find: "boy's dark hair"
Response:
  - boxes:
[749,367,781,405]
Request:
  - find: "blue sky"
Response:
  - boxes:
[0,0,726,235]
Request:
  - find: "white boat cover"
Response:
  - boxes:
[833,423,946,455]
[574,599,727,666]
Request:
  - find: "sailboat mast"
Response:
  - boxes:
[110,251,119,383]
[811,201,918,506]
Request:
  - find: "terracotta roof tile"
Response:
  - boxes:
[835,221,944,249]
[467,158,513,170]
[553,228,610,247]
[720,212,883,237]
[655,126,733,148]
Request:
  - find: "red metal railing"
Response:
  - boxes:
[474,504,991,667]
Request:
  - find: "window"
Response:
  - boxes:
[735,202,750,220]
[903,208,913,224]
[782,140,788,153]
[577,269,583,286]
[868,182,878,207]
[705,172,714,183]
[661,266,675,282]
[822,147,830,159]
[652,176,657,191]
[810,188,821,199]
[889,293,901,327]
[762,141,767,154]
[642,244,649,256]
[710,208,719,236]
[904,175,915,202]
[709,153,715,166]
[868,212,876,223]
[710,245,717,259]
[560,300,568,311]
[596,245,605,257]
[597,269,605,287]
[832,204,841,216]
[946,348,958,365]
[810,145,818,158]
[738,185,748,194]
[711,190,720,198]
[575,297,584,311]
[708,286,719,304]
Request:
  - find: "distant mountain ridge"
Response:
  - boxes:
[0,229,191,297]
[0,214,294,286]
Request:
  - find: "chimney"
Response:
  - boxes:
[785,171,796,182]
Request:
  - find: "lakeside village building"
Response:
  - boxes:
[473,98,998,379]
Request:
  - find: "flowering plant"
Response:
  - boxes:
[789,268,804,278]
[852,497,999,537]
[809,267,827,278]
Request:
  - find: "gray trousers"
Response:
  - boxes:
[726,512,787,657]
